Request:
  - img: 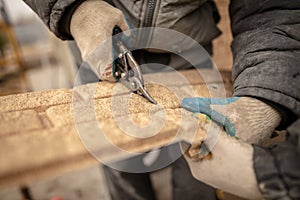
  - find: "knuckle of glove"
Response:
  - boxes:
[111,8,127,28]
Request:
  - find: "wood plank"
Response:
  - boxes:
[0,69,232,187]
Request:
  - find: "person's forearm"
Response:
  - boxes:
[23,0,83,40]
[229,0,300,122]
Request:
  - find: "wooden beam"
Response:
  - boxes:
[0,69,232,187]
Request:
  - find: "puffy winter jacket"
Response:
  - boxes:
[23,0,300,123]
[23,0,221,46]
[229,0,300,126]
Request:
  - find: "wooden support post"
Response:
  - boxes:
[0,0,30,91]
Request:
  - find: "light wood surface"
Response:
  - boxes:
[0,69,232,188]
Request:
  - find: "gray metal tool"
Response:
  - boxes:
[113,26,157,104]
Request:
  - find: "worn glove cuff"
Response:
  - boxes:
[58,0,86,40]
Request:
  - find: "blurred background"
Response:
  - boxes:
[0,0,233,199]
[0,0,77,97]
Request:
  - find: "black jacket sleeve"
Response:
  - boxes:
[253,119,300,199]
[23,0,85,40]
[229,0,300,124]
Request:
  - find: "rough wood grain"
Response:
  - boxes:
[0,69,232,188]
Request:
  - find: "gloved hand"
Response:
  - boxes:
[182,116,263,199]
[182,114,299,200]
[70,0,130,81]
[180,97,271,199]
[181,97,298,199]
[181,97,281,144]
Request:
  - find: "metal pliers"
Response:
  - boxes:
[112,27,157,104]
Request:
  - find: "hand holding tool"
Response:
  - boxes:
[70,0,130,81]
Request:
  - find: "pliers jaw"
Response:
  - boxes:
[113,37,157,104]
[122,74,157,105]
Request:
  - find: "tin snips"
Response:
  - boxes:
[112,26,157,104]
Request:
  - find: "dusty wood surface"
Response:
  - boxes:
[0,69,232,188]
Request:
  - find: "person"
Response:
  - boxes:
[22,0,300,199]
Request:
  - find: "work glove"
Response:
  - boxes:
[70,0,130,81]
[181,115,263,199]
[180,96,281,199]
[181,97,281,144]
[182,115,300,199]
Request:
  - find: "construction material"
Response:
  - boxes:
[0,69,232,188]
